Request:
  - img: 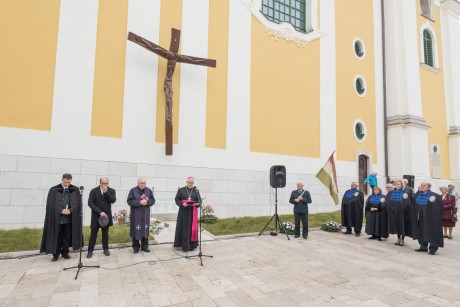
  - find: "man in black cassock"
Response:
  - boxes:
[289,182,312,239]
[412,182,443,255]
[86,177,116,258]
[174,176,201,252]
[341,182,364,236]
[40,173,82,262]
[127,177,155,253]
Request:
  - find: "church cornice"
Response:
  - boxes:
[387,115,430,128]
[449,126,460,135]
[441,0,460,16]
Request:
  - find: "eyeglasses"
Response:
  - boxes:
[101,183,109,185]
[139,182,146,184]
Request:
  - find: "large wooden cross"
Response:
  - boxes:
[127,29,216,155]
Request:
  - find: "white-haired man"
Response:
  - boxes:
[341,182,364,236]
[127,177,155,253]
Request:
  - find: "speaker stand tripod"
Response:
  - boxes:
[258,188,290,240]
[64,186,99,279]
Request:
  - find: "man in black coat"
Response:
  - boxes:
[40,173,82,262]
[86,177,116,258]
[412,182,443,255]
[341,182,364,236]
[289,182,312,239]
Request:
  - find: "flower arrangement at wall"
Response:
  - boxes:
[113,209,129,225]
[320,220,341,232]
[199,205,218,224]
[149,217,170,240]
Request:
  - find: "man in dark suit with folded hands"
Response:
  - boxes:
[289,182,312,239]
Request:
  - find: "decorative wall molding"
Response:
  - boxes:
[387,114,430,128]
[239,0,323,47]
[449,126,460,135]
[441,0,460,16]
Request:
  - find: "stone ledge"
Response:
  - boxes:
[448,126,460,135]
[387,115,429,128]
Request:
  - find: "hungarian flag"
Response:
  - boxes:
[316,152,339,205]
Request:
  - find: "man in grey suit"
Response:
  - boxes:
[289,182,312,239]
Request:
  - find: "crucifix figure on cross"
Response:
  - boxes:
[127,29,217,155]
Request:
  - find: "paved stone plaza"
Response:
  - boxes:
[1,228,460,306]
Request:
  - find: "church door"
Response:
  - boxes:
[358,155,368,194]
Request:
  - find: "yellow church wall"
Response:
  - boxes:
[91,0,129,138]
[249,19,320,158]
[417,5,450,179]
[0,0,60,131]
[335,0,377,163]
[155,0,183,144]
[205,0,229,149]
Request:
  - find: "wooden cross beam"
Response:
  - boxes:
[127,29,217,155]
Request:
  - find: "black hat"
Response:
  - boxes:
[98,215,109,228]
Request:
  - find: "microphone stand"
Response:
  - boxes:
[64,186,99,279]
[185,187,213,266]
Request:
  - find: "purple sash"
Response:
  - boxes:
[133,187,151,239]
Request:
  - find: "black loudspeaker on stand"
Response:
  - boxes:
[185,187,213,266]
[64,186,99,279]
[259,165,290,240]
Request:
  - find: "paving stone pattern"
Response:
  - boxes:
[1,229,460,306]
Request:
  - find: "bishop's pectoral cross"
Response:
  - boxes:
[127,29,217,155]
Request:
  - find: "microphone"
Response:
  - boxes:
[79,186,84,191]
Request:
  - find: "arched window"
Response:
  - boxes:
[260,0,307,33]
[423,29,434,67]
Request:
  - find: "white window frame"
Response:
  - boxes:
[352,37,366,60]
[353,119,367,143]
[420,22,439,69]
[354,74,367,97]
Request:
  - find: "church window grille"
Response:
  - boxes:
[354,40,364,58]
[423,29,434,67]
[355,76,366,96]
[353,121,367,142]
[260,0,307,33]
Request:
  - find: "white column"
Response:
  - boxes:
[122,0,161,146]
[319,0,336,161]
[441,0,460,179]
[226,0,251,154]
[176,0,210,152]
[384,0,430,178]
[370,0,386,176]
[51,0,99,137]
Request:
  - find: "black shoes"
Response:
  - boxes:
[133,249,139,253]
[355,233,361,237]
[86,251,93,259]
[368,236,377,240]
[62,254,71,259]
[141,248,150,253]
[303,236,308,240]
[343,232,352,235]
[415,248,428,252]
[103,249,110,256]
[51,256,58,262]
[294,235,300,238]
[428,251,436,255]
